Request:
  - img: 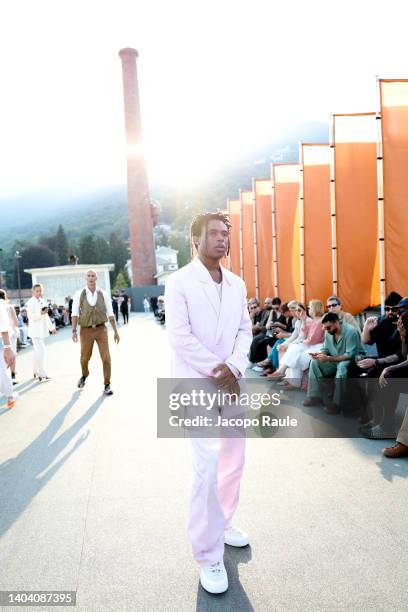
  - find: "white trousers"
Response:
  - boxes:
[284,342,323,387]
[32,337,48,377]
[0,353,13,398]
[20,326,29,343]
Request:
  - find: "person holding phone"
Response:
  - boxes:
[26,284,56,381]
[362,299,408,442]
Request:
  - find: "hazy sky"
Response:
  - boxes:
[1,0,407,197]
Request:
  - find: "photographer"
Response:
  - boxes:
[26,284,56,382]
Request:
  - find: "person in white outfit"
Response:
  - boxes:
[0,298,17,408]
[276,300,325,389]
[26,284,56,381]
[0,290,20,384]
[165,211,252,595]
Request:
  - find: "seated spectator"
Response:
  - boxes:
[303,312,362,414]
[361,298,408,440]
[248,298,269,338]
[348,291,403,423]
[257,301,298,374]
[15,306,29,346]
[249,297,275,364]
[157,295,165,325]
[268,302,312,378]
[272,300,325,389]
[326,295,361,330]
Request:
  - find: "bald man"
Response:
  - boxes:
[71,269,120,395]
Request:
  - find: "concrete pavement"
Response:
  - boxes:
[0,314,407,611]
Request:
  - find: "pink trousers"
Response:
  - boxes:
[187,435,246,565]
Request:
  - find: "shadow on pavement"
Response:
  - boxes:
[196,545,253,611]
[0,391,105,540]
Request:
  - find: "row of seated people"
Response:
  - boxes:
[247,292,408,459]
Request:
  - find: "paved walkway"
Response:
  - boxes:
[0,314,407,611]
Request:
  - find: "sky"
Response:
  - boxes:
[1,0,407,197]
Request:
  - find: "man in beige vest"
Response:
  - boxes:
[71,270,120,395]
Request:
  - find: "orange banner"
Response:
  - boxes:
[273,164,301,302]
[333,113,380,314]
[240,189,256,298]
[253,179,274,301]
[302,144,332,303]
[227,199,241,276]
[380,79,408,296]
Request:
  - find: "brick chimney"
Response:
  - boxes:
[119,47,156,286]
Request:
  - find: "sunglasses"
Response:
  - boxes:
[385,306,399,312]
[249,306,257,310]
[327,303,339,308]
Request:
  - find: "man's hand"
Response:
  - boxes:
[3,347,15,369]
[397,318,406,342]
[358,358,376,369]
[211,363,236,389]
[50,328,56,335]
[114,331,120,344]
[364,317,377,332]
[72,330,78,343]
[316,353,330,363]
[379,367,391,388]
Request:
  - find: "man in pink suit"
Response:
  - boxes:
[165,211,252,594]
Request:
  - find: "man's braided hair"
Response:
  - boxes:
[190,210,232,256]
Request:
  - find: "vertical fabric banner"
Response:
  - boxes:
[332,114,380,314]
[380,79,408,296]
[253,179,274,301]
[273,164,301,302]
[227,199,241,276]
[240,189,256,298]
[301,144,332,303]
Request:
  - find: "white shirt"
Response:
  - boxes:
[72,286,114,318]
[213,280,223,302]
[26,296,55,338]
[0,300,10,334]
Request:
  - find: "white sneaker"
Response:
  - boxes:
[252,366,264,372]
[199,561,228,594]
[224,526,249,547]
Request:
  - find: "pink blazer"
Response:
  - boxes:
[164,258,252,378]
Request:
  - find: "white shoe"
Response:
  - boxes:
[252,366,264,372]
[199,561,228,594]
[224,526,249,547]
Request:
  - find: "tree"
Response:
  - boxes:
[56,225,69,265]
[169,234,191,268]
[18,245,57,288]
[95,236,111,264]
[113,270,129,290]
[79,235,99,264]
[154,226,169,247]
[109,231,129,273]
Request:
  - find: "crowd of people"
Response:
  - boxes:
[144,294,165,324]
[0,279,130,408]
[247,291,408,459]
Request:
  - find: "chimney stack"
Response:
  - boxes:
[119,47,156,286]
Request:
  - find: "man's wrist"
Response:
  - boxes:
[3,344,12,349]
